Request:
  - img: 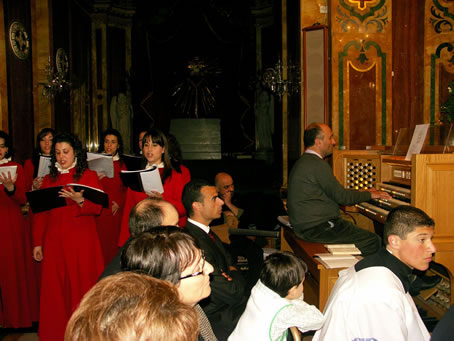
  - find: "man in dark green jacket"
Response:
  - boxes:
[287,123,391,255]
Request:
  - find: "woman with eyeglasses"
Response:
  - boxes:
[121,227,217,341]
[118,128,190,246]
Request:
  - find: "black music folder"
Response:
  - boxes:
[120,166,163,193]
[26,184,109,213]
[122,154,144,171]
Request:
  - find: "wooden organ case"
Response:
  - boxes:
[333,150,454,320]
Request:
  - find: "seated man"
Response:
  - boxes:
[313,206,436,341]
[213,171,286,230]
[182,179,248,340]
[213,172,244,224]
[99,197,179,280]
[121,227,217,341]
[288,123,391,255]
[65,272,199,341]
[213,172,265,291]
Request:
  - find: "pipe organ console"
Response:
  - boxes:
[333,150,454,320]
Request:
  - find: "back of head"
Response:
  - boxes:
[64,272,199,341]
[303,123,323,148]
[121,226,199,285]
[384,205,435,245]
[182,178,211,217]
[260,251,307,298]
[128,198,167,237]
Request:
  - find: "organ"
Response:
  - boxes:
[333,149,454,319]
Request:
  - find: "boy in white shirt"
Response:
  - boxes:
[228,251,324,341]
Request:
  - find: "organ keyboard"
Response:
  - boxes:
[333,150,454,318]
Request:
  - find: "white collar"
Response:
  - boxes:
[305,149,323,159]
[0,157,11,165]
[145,161,164,170]
[187,218,210,234]
[55,158,77,174]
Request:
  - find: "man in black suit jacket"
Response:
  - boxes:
[183,179,247,340]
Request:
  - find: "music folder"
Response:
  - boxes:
[122,154,143,171]
[26,183,109,213]
[120,166,164,194]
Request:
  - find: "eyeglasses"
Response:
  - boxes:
[179,252,206,280]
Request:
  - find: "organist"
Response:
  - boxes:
[288,123,391,256]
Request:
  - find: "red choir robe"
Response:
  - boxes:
[95,159,127,264]
[0,161,34,328]
[33,168,104,341]
[22,158,42,321]
[118,167,190,246]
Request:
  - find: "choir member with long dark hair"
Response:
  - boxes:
[118,128,190,245]
[95,128,127,264]
[32,132,104,341]
[0,130,34,328]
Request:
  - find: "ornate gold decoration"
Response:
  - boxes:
[9,21,30,60]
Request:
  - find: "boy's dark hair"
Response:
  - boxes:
[260,251,308,298]
[182,178,211,217]
[384,205,435,245]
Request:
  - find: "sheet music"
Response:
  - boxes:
[87,152,114,178]
[37,156,52,178]
[140,168,164,194]
[0,165,17,181]
[405,124,429,161]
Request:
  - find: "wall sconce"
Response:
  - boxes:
[261,59,300,99]
[38,49,71,99]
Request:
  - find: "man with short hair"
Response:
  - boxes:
[183,179,247,339]
[288,122,391,255]
[99,198,179,280]
[313,206,435,341]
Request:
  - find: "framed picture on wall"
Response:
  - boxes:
[302,25,329,128]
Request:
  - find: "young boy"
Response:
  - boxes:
[228,251,324,340]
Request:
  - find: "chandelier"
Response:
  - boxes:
[261,59,300,99]
[38,55,71,100]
